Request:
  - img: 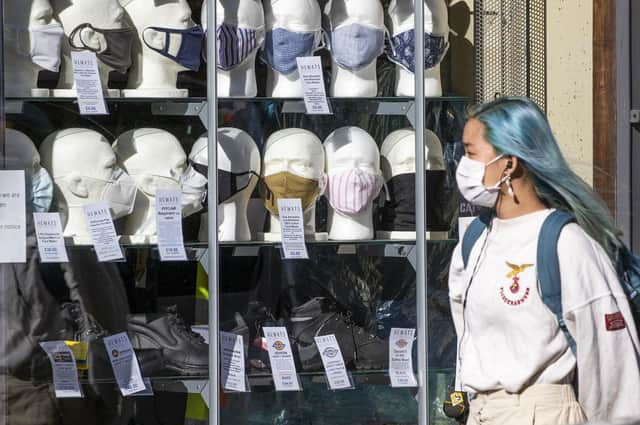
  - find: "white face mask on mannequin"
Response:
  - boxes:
[455,154,508,207]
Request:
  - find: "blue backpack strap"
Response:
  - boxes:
[537,210,577,355]
[461,212,492,269]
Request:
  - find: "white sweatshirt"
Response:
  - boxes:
[449,209,640,422]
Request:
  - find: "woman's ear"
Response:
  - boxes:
[505,156,518,176]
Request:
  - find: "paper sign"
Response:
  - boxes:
[40,341,83,398]
[33,212,69,263]
[263,326,301,391]
[277,199,309,260]
[220,331,248,392]
[156,189,187,261]
[83,203,123,262]
[314,334,352,390]
[389,328,418,387]
[0,170,26,263]
[103,332,146,396]
[71,51,108,115]
[296,56,331,115]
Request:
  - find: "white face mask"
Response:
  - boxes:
[180,165,208,217]
[455,154,507,207]
[29,23,64,72]
[99,167,138,219]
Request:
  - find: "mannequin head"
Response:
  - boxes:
[52,0,130,90]
[380,128,444,179]
[207,0,265,97]
[40,128,135,236]
[113,128,188,239]
[262,0,322,97]
[122,0,200,92]
[190,128,260,241]
[326,0,385,97]
[4,0,61,96]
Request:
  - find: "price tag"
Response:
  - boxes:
[39,341,83,398]
[83,203,123,262]
[389,328,418,387]
[71,51,108,115]
[156,189,187,261]
[220,331,248,392]
[296,56,331,115]
[277,198,309,260]
[0,170,26,263]
[314,334,352,390]
[33,212,69,263]
[103,332,146,396]
[263,326,301,391]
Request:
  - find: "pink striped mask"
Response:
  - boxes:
[326,168,384,215]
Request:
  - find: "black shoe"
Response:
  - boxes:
[352,325,389,370]
[128,306,208,376]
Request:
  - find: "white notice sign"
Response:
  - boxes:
[83,203,123,262]
[277,198,309,260]
[296,56,331,115]
[33,212,69,263]
[39,341,83,398]
[156,190,187,261]
[220,331,248,392]
[389,328,418,387]
[71,51,108,115]
[103,332,146,396]
[263,326,301,391]
[314,334,352,390]
[0,170,26,263]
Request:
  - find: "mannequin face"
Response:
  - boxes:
[264,0,321,30]
[5,129,42,172]
[388,0,448,35]
[124,0,196,74]
[217,128,261,174]
[329,0,384,28]
[381,129,444,178]
[325,127,380,175]
[263,130,324,180]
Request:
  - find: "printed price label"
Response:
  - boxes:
[389,328,418,387]
[277,199,309,260]
[103,332,146,396]
[314,334,352,390]
[263,326,301,391]
[34,212,69,263]
[155,189,187,261]
[220,331,248,392]
[296,56,331,115]
[0,170,26,263]
[40,341,83,398]
[71,51,108,115]
[83,203,123,262]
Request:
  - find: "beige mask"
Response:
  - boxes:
[260,171,322,216]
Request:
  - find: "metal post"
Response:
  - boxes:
[616,0,631,244]
[206,1,220,424]
[414,1,428,425]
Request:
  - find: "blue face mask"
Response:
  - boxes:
[330,23,384,71]
[386,30,448,73]
[143,25,204,71]
[216,23,261,71]
[31,167,53,213]
[261,28,321,75]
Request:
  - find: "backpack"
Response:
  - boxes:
[461,210,640,354]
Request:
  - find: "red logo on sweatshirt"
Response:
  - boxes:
[605,312,626,331]
[500,262,534,306]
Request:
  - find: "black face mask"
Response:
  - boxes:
[379,171,452,232]
[191,162,259,206]
[68,23,135,73]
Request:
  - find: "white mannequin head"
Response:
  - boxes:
[262,128,325,235]
[40,128,125,237]
[205,0,265,98]
[262,0,322,97]
[324,126,381,240]
[380,128,444,180]
[326,0,385,97]
[51,0,128,90]
[121,0,197,93]
[4,0,60,97]
[5,129,41,171]
[387,0,449,96]
[112,128,187,240]
[190,128,260,241]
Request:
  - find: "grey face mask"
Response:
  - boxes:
[330,23,384,71]
[68,23,135,73]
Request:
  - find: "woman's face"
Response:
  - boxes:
[462,118,509,187]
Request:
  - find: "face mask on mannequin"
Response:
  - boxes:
[325,168,384,215]
[215,23,262,71]
[261,28,323,75]
[385,30,448,74]
[31,167,54,213]
[180,165,208,216]
[329,23,384,71]
[260,172,324,216]
[455,154,508,208]
[143,25,205,72]
[29,23,64,72]
[68,23,135,73]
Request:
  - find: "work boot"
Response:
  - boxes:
[352,325,389,370]
[127,306,208,376]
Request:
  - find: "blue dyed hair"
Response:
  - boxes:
[468,96,622,260]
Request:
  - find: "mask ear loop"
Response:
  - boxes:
[314,29,328,52]
[68,23,100,52]
[384,27,398,58]
[317,173,328,196]
[142,27,172,56]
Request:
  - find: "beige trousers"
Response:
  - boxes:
[466,384,587,425]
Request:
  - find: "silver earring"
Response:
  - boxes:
[506,175,514,197]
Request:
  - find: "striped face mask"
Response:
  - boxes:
[216,23,262,70]
[325,168,384,215]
